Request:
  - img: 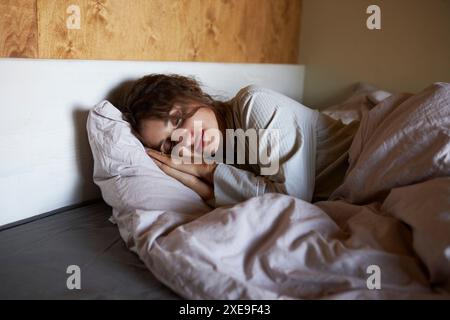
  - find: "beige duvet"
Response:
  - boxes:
[120,82,450,299]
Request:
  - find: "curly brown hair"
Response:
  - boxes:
[122,73,227,133]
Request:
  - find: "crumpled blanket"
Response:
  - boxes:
[118,82,450,299]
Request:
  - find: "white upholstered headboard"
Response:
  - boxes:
[0,58,305,227]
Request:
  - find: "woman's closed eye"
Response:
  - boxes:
[173,115,183,127]
[161,113,184,154]
[161,137,174,154]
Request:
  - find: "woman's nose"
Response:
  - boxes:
[174,127,195,148]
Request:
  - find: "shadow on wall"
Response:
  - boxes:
[105,79,137,110]
[72,108,101,201]
[70,79,138,202]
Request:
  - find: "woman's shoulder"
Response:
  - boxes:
[232,85,288,129]
[233,84,319,130]
[234,84,300,113]
[234,85,275,102]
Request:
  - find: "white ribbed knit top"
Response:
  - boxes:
[211,85,320,207]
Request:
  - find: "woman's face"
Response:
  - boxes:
[138,103,221,157]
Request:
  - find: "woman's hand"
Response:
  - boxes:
[147,148,217,183]
[152,158,214,201]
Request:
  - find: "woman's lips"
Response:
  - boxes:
[195,129,204,151]
[202,130,207,148]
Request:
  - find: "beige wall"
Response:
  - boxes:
[299,0,450,109]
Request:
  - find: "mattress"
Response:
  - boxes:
[0,201,181,300]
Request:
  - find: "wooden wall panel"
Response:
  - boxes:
[1,0,301,63]
[0,0,38,58]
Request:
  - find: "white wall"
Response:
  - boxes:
[299,0,450,108]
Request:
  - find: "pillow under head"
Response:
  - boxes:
[86,100,211,216]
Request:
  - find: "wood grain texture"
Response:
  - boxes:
[37,0,301,63]
[0,0,301,63]
[0,0,38,58]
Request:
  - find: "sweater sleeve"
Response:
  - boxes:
[212,85,319,207]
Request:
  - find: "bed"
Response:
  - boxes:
[86,81,450,300]
[0,201,181,299]
[1,58,449,300]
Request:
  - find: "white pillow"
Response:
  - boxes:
[86,100,211,244]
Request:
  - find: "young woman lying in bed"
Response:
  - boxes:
[122,74,359,207]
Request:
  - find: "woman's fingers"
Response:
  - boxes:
[147,147,216,183]
[147,148,172,164]
[153,158,213,201]
[153,158,194,183]
[148,148,200,178]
